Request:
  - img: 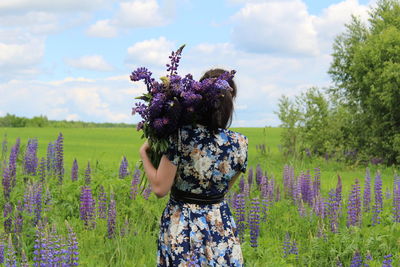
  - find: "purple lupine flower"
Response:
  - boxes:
[8,140,19,188]
[282,232,292,258]
[130,168,141,200]
[119,156,129,179]
[260,176,268,198]
[300,171,312,205]
[243,181,250,198]
[80,186,96,228]
[255,164,263,187]
[48,225,63,265]
[261,197,269,222]
[120,218,130,237]
[0,241,4,264]
[46,141,56,174]
[313,167,321,199]
[233,193,246,242]
[2,163,11,201]
[34,182,43,225]
[24,182,35,213]
[130,67,154,91]
[239,175,245,194]
[43,188,52,212]
[97,185,107,219]
[374,171,383,210]
[290,240,299,260]
[85,162,91,185]
[247,167,253,188]
[6,235,16,267]
[382,254,393,267]
[297,198,306,217]
[71,159,78,181]
[3,202,13,234]
[347,179,362,227]
[363,168,371,212]
[21,249,29,267]
[166,44,185,76]
[372,171,383,226]
[65,221,79,266]
[33,221,46,266]
[14,201,24,233]
[267,178,275,203]
[350,251,363,267]
[142,185,152,200]
[335,175,343,217]
[312,193,325,218]
[325,189,339,233]
[283,165,295,199]
[55,133,64,184]
[107,194,117,239]
[393,178,400,223]
[38,157,46,183]
[249,198,260,248]
[24,138,39,175]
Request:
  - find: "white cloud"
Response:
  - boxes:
[0,75,143,123]
[232,0,319,56]
[65,55,113,72]
[86,19,117,38]
[126,37,175,66]
[87,0,169,37]
[0,0,109,13]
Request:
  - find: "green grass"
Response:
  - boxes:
[0,127,399,266]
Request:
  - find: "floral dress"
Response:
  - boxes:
[157,124,248,266]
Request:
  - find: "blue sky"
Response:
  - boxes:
[0,0,375,126]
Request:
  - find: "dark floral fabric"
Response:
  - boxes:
[158,124,248,266]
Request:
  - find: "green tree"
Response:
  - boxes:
[329,0,400,164]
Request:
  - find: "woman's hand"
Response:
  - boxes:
[140,140,151,157]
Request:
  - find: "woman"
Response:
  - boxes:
[139,68,248,266]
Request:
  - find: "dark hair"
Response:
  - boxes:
[198,68,237,132]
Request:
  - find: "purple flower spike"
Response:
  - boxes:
[0,241,4,264]
[80,186,96,229]
[372,171,383,226]
[97,185,107,219]
[38,157,46,183]
[47,141,56,174]
[107,194,117,239]
[65,222,79,266]
[382,254,393,267]
[24,138,39,175]
[55,133,64,184]
[249,198,260,248]
[350,251,363,267]
[130,168,141,200]
[6,235,16,267]
[233,193,246,242]
[363,168,371,212]
[119,156,129,179]
[85,162,91,185]
[347,179,362,227]
[142,184,152,200]
[71,158,78,181]
[393,177,400,223]
[2,163,11,201]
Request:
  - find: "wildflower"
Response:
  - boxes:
[350,251,363,267]
[24,138,38,175]
[107,194,117,239]
[382,254,393,267]
[71,158,78,181]
[55,133,64,184]
[347,179,362,227]
[80,186,96,228]
[65,221,79,266]
[249,198,260,248]
[97,185,107,219]
[130,168,141,200]
[363,168,371,212]
[85,162,91,185]
[119,156,129,179]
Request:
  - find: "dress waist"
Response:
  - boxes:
[170,187,225,205]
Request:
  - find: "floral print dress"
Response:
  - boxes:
[157,124,248,266]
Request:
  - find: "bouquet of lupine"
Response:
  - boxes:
[131,45,235,188]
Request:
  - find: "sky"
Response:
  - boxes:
[0,0,376,127]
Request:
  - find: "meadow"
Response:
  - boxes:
[0,127,399,266]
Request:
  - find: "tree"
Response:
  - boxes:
[328,0,400,164]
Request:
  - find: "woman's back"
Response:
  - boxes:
[158,124,248,266]
[166,124,248,195]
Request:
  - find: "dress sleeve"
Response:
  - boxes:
[238,135,248,173]
[163,132,180,166]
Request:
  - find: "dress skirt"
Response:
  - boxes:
[157,198,244,266]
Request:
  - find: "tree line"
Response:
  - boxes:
[0,114,134,128]
[276,0,400,165]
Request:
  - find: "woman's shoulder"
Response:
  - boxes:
[222,129,248,146]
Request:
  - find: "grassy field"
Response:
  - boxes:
[0,127,399,266]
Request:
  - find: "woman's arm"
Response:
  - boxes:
[140,141,177,198]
